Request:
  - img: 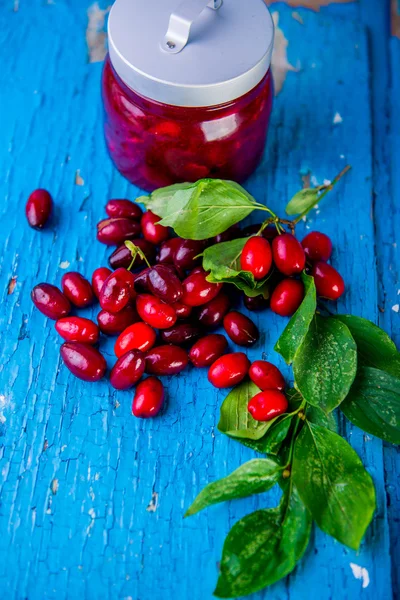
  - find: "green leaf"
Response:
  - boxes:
[275,273,317,364]
[335,315,400,378]
[142,179,257,240]
[293,422,376,550]
[341,367,400,444]
[285,188,319,216]
[232,414,295,455]
[214,481,311,598]
[218,381,279,440]
[293,315,357,412]
[185,458,281,517]
[306,405,338,432]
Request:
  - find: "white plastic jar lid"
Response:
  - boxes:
[108,0,274,107]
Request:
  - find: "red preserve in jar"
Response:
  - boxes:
[102,0,274,191]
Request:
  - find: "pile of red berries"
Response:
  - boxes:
[28,190,345,422]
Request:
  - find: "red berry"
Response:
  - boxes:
[134,268,151,292]
[312,261,345,300]
[97,217,141,245]
[270,279,304,317]
[61,272,94,308]
[197,292,231,328]
[132,377,165,418]
[110,350,145,390]
[212,224,240,244]
[136,294,177,329]
[208,353,250,388]
[248,390,288,422]
[145,345,188,375]
[241,237,272,280]
[243,294,269,312]
[156,238,181,265]
[189,334,228,368]
[55,317,99,344]
[31,283,71,320]
[97,305,138,335]
[99,268,135,313]
[249,361,285,391]
[114,322,157,357]
[172,302,193,319]
[182,271,222,307]
[173,239,206,271]
[223,311,259,347]
[92,267,112,299]
[301,231,333,262]
[105,199,143,220]
[25,189,53,229]
[272,233,306,276]
[60,342,107,382]
[161,323,200,345]
[141,211,169,244]
[109,240,156,270]
[148,265,183,303]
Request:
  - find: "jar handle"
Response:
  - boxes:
[162,0,223,54]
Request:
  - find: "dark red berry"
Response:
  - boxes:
[242,224,261,237]
[302,231,333,262]
[105,199,143,220]
[156,238,181,265]
[109,239,156,270]
[272,233,306,276]
[61,272,94,308]
[197,292,230,328]
[134,268,150,292]
[223,311,259,347]
[97,218,141,245]
[182,270,222,307]
[262,227,280,242]
[212,224,240,244]
[161,323,200,345]
[60,342,106,382]
[173,239,206,271]
[148,265,183,303]
[312,261,345,300]
[270,279,304,317]
[92,267,112,299]
[26,189,53,229]
[241,237,272,280]
[31,283,71,320]
[132,377,165,418]
[55,317,99,344]
[115,322,156,357]
[136,294,177,329]
[141,211,169,244]
[249,361,285,391]
[243,294,269,312]
[110,350,145,390]
[97,305,138,335]
[99,268,135,313]
[189,334,228,368]
[145,345,188,376]
[248,390,288,422]
[172,302,193,319]
[208,352,250,388]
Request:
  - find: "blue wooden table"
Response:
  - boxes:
[0,1,399,598]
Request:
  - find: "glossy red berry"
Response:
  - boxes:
[301,231,333,262]
[243,294,269,312]
[99,268,135,313]
[97,218,141,245]
[132,377,165,418]
[134,268,151,292]
[172,302,193,319]
[182,270,222,307]
[97,305,138,335]
[270,279,304,317]
[241,237,272,280]
[31,283,71,320]
[223,311,259,347]
[148,265,183,303]
[197,292,230,328]
[312,261,345,300]
[272,233,306,276]
[60,342,107,382]
[189,334,228,368]
[208,353,250,388]
[156,238,181,265]
[136,294,177,329]
[110,350,145,390]
[25,189,53,229]
[92,267,112,299]
[161,323,200,345]
[115,322,157,357]
[141,211,169,244]
[55,317,99,344]
[212,224,240,244]
[105,199,143,220]
[249,361,285,391]
[61,272,94,308]
[145,345,188,375]
[109,239,156,270]
[248,390,288,422]
[173,239,206,271]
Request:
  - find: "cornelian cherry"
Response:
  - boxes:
[92,267,112,299]
[141,211,169,244]
[302,231,332,262]
[109,239,156,270]
[197,292,230,328]
[270,279,304,317]
[241,236,272,280]
[148,265,183,303]
[189,334,228,368]
[60,342,106,382]
[173,239,206,271]
[223,311,259,347]
[312,261,345,300]
[272,233,306,276]
[249,361,285,391]
[97,217,141,245]
[61,272,94,308]
[97,305,138,335]
[208,353,250,388]
[172,302,192,319]
[182,270,222,307]
[99,268,135,313]
[31,283,71,320]
[132,377,165,418]
[105,199,142,220]
[115,322,156,357]
[55,317,99,344]
[161,323,200,345]
[157,238,181,265]
[25,189,53,229]
[136,294,177,329]
[248,390,288,422]
[145,345,188,375]
[243,294,269,312]
[110,350,145,390]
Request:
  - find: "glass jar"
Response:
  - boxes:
[103,0,274,192]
